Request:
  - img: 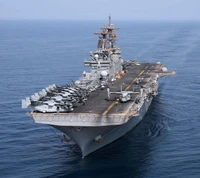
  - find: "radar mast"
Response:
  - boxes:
[94,15,119,50]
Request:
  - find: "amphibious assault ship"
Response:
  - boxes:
[22,16,175,157]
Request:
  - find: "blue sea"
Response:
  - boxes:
[0,20,200,178]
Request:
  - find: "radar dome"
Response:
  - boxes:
[94,54,99,59]
[101,71,108,77]
[75,80,80,84]
[162,67,168,72]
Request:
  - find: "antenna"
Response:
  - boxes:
[109,14,111,26]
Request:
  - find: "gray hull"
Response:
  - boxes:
[54,97,152,157]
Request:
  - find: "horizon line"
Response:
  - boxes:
[0,18,200,22]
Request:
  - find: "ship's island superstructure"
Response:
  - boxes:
[22,16,175,157]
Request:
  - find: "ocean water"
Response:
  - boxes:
[0,20,200,178]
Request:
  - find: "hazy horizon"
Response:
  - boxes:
[0,0,199,21]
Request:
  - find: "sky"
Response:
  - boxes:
[0,0,199,21]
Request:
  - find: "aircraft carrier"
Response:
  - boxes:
[22,16,175,157]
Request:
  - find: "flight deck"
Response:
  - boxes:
[29,61,174,127]
[72,62,161,116]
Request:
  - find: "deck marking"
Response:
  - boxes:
[102,64,150,116]
[102,102,116,116]
[125,64,150,91]
[144,65,149,70]
[125,67,146,91]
